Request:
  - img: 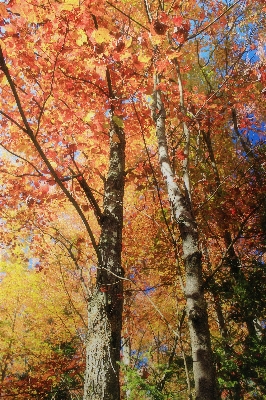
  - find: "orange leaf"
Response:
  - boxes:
[112,133,121,143]
[0,4,8,19]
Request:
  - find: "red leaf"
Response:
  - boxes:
[173,16,183,27]
[176,149,186,160]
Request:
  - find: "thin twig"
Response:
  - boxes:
[203,200,265,286]
[0,142,42,175]
[106,1,150,31]
[188,0,242,40]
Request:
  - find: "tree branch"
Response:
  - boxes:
[143,0,152,24]
[106,1,150,31]
[0,142,42,175]
[203,200,265,286]
[59,67,109,97]
[0,47,100,262]
[188,0,242,40]
[68,166,103,223]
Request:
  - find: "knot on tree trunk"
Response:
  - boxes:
[185,251,202,277]
[185,250,202,265]
[188,306,204,322]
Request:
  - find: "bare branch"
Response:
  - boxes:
[188,0,242,40]
[203,200,265,286]
[59,67,109,97]
[106,1,150,31]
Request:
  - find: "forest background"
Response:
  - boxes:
[0,0,265,399]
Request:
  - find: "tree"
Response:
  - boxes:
[0,248,85,398]
[0,1,126,398]
[0,0,265,399]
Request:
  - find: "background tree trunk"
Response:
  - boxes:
[152,84,219,400]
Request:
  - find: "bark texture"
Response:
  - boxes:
[152,85,219,400]
[83,122,125,400]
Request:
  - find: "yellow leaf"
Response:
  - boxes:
[1,75,8,86]
[76,28,87,46]
[125,37,132,48]
[83,111,95,123]
[50,161,57,169]
[167,51,181,60]
[138,51,151,64]
[60,0,80,11]
[91,28,112,44]
[151,35,163,46]
[0,39,5,50]
[119,50,131,61]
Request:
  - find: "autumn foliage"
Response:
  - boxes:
[0,0,265,398]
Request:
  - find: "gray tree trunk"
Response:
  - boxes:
[152,85,219,400]
[83,121,125,400]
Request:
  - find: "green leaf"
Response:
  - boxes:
[112,115,124,128]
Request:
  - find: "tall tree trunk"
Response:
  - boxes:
[152,81,219,400]
[83,120,125,400]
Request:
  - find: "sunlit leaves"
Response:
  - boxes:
[0,3,8,19]
[0,0,265,397]
[60,0,80,11]
[91,28,112,45]
[0,249,85,395]
[76,28,88,46]
[83,111,95,123]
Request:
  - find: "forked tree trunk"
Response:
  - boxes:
[83,121,125,400]
[152,85,219,400]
